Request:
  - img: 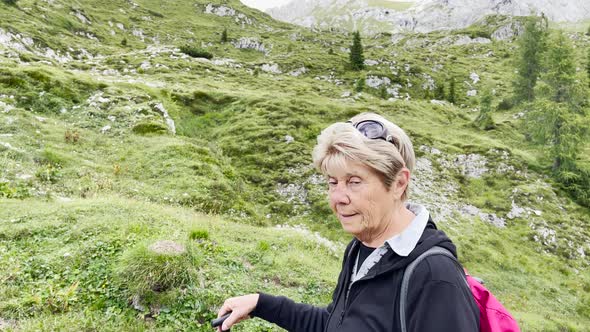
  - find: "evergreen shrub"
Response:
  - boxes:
[179,45,213,59]
[132,121,169,135]
[497,98,514,110]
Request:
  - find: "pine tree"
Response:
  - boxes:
[354,77,365,93]
[526,31,589,172]
[526,98,587,171]
[544,31,577,104]
[513,15,548,103]
[349,31,364,71]
[220,27,228,43]
[474,88,495,130]
[434,82,445,100]
[447,78,456,104]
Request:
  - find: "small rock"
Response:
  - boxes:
[17,173,32,180]
[577,246,585,258]
[507,200,525,219]
[0,318,14,330]
[261,63,281,74]
[365,75,391,88]
[513,112,525,119]
[149,240,186,255]
[132,295,145,311]
[100,125,111,133]
[364,59,379,66]
[0,101,14,113]
[461,204,480,216]
[289,67,307,77]
[479,212,505,228]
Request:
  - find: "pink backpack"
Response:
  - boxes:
[465,270,520,332]
[400,246,520,332]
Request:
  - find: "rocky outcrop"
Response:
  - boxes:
[231,37,270,54]
[204,4,253,26]
[491,21,524,40]
[151,102,176,135]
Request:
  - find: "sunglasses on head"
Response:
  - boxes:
[348,120,399,148]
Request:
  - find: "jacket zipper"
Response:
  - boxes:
[326,241,357,332]
[338,286,352,326]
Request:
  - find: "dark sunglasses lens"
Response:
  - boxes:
[357,121,384,139]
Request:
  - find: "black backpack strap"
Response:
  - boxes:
[399,246,469,332]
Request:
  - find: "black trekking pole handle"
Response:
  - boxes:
[211,313,231,331]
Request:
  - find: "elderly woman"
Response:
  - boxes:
[216,112,479,331]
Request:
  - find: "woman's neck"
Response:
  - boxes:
[361,205,416,248]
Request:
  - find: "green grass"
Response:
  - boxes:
[0,198,341,331]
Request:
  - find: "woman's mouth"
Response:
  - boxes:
[339,213,358,221]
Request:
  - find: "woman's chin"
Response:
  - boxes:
[339,217,364,236]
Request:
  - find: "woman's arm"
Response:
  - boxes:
[250,293,333,332]
[216,240,354,331]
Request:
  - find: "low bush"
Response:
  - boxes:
[497,98,514,110]
[132,121,169,134]
[179,45,213,59]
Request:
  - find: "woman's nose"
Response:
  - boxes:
[329,185,350,205]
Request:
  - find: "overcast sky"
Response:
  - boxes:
[240,0,294,11]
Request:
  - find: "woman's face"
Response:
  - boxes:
[327,160,400,242]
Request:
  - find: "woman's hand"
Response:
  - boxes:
[217,293,260,331]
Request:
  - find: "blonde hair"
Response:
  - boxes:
[312,112,415,201]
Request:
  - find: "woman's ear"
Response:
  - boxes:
[392,168,410,199]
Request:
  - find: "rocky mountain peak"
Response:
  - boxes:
[267,0,590,34]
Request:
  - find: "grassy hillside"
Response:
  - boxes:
[1,0,589,331]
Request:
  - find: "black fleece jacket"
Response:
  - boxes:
[251,220,479,332]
